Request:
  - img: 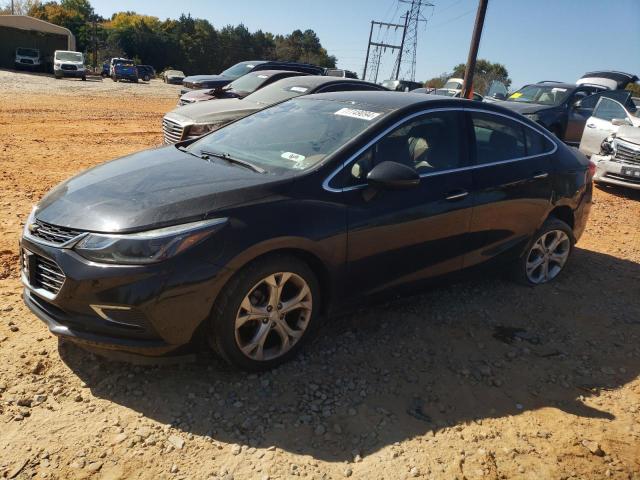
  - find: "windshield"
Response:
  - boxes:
[244,81,312,105]
[434,88,456,97]
[56,51,83,62]
[187,98,386,172]
[221,61,261,78]
[508,85,572,105]
[227,73,272,94]
[17,48,38,57]
[443,80,462,90]
[167,70,184,76]
[381,80,398,90]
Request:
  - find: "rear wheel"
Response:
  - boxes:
[209,255,320,371]
[81,75,86,81]
[143,74,150,82]
[515,218,574,285]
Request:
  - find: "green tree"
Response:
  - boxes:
[450,59,511,95]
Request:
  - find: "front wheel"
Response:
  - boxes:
[209,255,321,371]
[516,218,574,285]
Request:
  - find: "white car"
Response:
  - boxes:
[53,50,86,80]
[579,93,639,157]
[14,47,41,70]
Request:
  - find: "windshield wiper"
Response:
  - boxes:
[200,150,266,174]
[176,144,202,159]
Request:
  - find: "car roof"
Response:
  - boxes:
[244,69,308,77]
[302,91,461,109]
[266,76,383,90]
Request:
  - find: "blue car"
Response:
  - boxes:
[111,59,139,83]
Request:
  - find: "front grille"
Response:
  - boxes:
[20,59,34,64]
[605,173,640,184]
[61,64,77,71]
[30,220,82,245]
[23,251,66,295]
[615,142,640,165]
[162,117,185,144]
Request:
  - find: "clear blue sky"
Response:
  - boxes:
[91,0,640,89]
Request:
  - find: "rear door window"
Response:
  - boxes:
[470,112,526,164]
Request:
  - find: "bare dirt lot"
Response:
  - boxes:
[0,69,639,480]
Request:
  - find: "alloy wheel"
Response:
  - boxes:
[525,229,570,284]
[235,272,312,361]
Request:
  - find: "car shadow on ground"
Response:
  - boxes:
[59,247,640,462]
[595,183,640,201]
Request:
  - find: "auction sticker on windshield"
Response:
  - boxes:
[281,152,306,162]
[289,86,308,93]
[334,107,381,121]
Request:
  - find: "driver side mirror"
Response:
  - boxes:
[367,161,420,190]
[493,92,506,100]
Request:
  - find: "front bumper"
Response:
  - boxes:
[20,234,230,355]
[55,68,85,78]
[592,154,640,190]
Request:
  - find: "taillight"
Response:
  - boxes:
[588,160,596,179]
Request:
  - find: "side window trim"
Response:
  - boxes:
[322,107,558,193]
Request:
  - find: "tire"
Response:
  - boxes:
[514,218,574,286]
[143,74,150,82]
[81,76,86,81]
[111,76,117,82]
[208,255,321,371]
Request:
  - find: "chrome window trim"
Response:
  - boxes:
[322,106,558,193]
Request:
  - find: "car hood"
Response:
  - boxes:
[35,146,283,233]
[616,125,640,145]
[166,98,261,124]
[183,75,233,87]
[498,101,551,115]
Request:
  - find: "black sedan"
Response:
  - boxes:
[21,92,593,371]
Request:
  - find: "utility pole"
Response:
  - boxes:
[362,19,406,83]
[394,11,409,80]
[362,21,374,80]
[11,0,14,15]
[461,0,488,99]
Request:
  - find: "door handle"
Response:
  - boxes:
[532,171,549,179]
[445,190,469,201]
[586,123,596,129]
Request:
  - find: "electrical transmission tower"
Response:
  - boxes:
[396,0,433,81]
[362,19,406,83]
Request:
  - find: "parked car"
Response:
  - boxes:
[163,70,185,85]
[112,61,138,83]
[381,79,423,92]
[433,88,484,102]
[21,93,593,370]
[499,81,614,145]
[181,60,325,94]
[136,65,155,82]
[109,58,133,76]
[578,92,639,156]
[586,125,640,190]
[14,47,41,71]
[410,87,436,94]
[53,50,86,80]
[178,70,310,106]
[325,68,358,79]
[100,62,109,77]
[163,76,387,143]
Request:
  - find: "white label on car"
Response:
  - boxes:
[258,74,268,78]
[281,151,306,162]
[551,88,567,92]
[334,107,381,121]
[290,86,308,93]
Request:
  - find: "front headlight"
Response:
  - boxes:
[188,123,216,136]
[74,218,227,265]
[523,113,539,122]
[54,62,61,68]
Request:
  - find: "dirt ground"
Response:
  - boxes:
[0,69,639,480]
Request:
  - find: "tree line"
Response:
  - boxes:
[2,0,337,74]
[424,59,512,95]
